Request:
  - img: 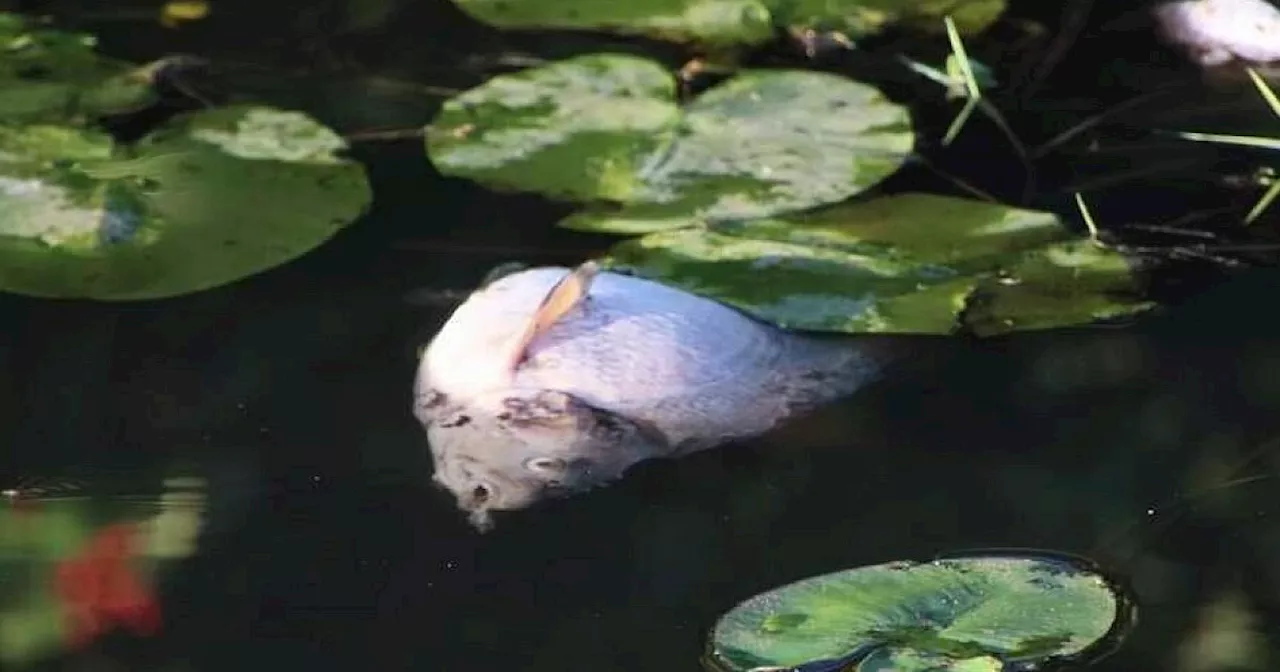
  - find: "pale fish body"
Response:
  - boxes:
[1153,0,1280,66]
[413,262,889,530]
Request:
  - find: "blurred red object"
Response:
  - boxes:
[53,522,162,648]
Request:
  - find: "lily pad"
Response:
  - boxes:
[600,193,1156,335]
[426,53,913,234]
[446,0,1005,47]
[0,104,372,300]
[704,552,1135,672]
[0,13,159,123]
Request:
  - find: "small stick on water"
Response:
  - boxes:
[345,127,428,142]
[1031,89,1172,159]
[911,155,1002,203]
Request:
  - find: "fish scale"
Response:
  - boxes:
[415,263,891,530]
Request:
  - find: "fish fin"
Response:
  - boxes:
[506,261,600,372]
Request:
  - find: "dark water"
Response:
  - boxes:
[3,0,1280,670]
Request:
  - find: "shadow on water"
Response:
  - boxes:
[2,0,1280,670]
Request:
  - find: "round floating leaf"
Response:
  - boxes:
[426,53,913,233]
[0,13,158,123]
[780,0,1005,42]
[705,553,1134,672]
[0,105,371,300]
[446,0,1004,47]
[963,240,1159,336]
[601,193,1155,334]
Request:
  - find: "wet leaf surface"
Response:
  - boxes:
[446,0,1005,47]
[706,553,1132,672]
[0,14,157,122]
[601,193,1156,334]
[0,105,371,300]
[426,53,914,233]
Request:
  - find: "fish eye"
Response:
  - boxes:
[524,457,565,474]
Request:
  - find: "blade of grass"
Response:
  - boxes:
[1166,130,1280,151]
[1247,67,1280,117]
[940,15,979,146]
[1244,181,1280,224]
[1167,67,1280,224]
[902,18,1037,201]
[1073,192,1102,245]
[1244,67,1280,224]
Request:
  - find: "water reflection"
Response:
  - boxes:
[0,473,205,664]
[1,1,1279,666]
[2,264,1280,670]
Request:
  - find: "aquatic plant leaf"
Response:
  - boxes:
[451,0,775,46]
[0,105,371,300]
[601,193,1155,334]
[0,599,66,668]
[781,0,1005,41]
[446,0,1004,47]
[0,13,157,123]
[705,554,1131,672]
[427,53,913,232]
[963,240,1159,336]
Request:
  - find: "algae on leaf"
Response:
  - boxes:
[601,193,1155,335]
[705,553,1134,672]
[0,105,372,300]
[447,0,1005,47]
[427,53,913,234]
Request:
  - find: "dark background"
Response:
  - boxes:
[2,0,1280,670]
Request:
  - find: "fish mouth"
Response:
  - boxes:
[427,451,544,526]
[428,450,605,532]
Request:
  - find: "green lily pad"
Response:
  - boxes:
[446,0,1005,47]
[0,105,372,300]
[600,193,1156,335]
[426,53,913,234]
[704,552,1134,672]
[0,12,159,123]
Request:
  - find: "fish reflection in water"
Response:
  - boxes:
[53,522,163,648]
[0,475,210,663]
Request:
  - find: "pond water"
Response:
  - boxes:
[2,0,1280,670]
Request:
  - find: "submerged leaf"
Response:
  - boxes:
[0,105,371,300]
[705,553,1134,672]
[427,53,913,233]
[446,0,1004,47]
[601,193,1154,334]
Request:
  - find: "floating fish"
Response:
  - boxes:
[414,262,895,530]
[1153,0,1280,67]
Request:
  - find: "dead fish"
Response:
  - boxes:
[413,261,894,530]
[1153,0,1280,67]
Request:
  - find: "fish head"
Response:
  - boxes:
[415,385,666,530]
